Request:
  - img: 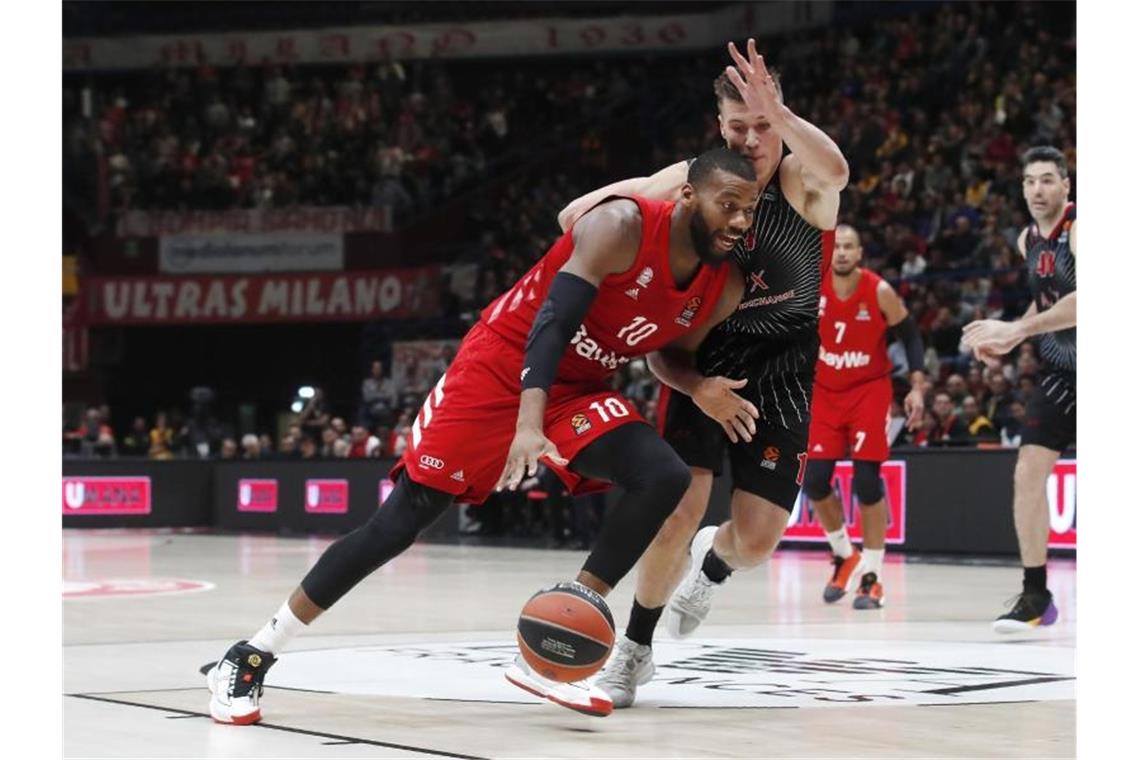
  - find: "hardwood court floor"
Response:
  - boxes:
[64,530,1075,758]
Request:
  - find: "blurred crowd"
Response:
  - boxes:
[65,1,1075,467]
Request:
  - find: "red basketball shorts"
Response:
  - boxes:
[808,376,892,462]
[390,322,647,504]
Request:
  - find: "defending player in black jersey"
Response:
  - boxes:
[558,40,847,707]
[964,146,1076,633]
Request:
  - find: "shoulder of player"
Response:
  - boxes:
[574,198,643,243]
[569,198,643,275]
[1068,217,1077,254]
[1017,226,1029,257]
[874,276,904,316]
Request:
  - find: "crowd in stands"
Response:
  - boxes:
[64,2,1075,467]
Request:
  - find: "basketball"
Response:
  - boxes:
[517,582,616,682]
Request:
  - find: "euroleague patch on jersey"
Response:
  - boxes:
[675,296,703,327]
[63,577,215,599]
[268,637,1074,709]
[570,413,592,436]
[636,266,654,288]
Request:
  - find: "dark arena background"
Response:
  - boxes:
[60,2,1081,757]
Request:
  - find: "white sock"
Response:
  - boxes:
[249,600,308,655]
[826,528,854,559]
[862,548,885,576]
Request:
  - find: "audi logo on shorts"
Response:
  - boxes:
[419,455,445,470]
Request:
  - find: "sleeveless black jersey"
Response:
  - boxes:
[1025,202,1076,375]
[696,160,832,430]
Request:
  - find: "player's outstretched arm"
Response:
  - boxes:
[724,39,846,229]
[647,266,758,443]
[496,201,643,491]
[963,221,1076,363]
[556,161,689,232]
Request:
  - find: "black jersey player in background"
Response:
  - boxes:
[558,39,846,707]
[964,146,1076,632]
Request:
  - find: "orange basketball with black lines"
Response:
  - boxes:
[516,582,615,682]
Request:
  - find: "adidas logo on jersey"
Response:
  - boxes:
[450,470,465,482]
[625,288,640,300]
[812,443,824,452]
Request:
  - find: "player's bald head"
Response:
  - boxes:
[835,224,861,246]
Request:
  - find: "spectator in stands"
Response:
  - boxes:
[298,388,330,440]
[149,412,176,460]
[67,407,116,458]
[361,359,397,426]
[929,392,970,445]
[985,370,1018,432]
[349,425,381,458]
[319,426,339,458]
[279,434,300,460]
[219,437,239,459]
[241,434,262,460]
[945,373,968,412]
[121,416,150,457]
[389,411,412,458]
[258,434,275,458]
[332,438,351,458]
[1001,399,1027,448]
[961,396,999,443]
[299,435,319,460]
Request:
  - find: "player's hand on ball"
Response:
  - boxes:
[693,376,759,443]
[497,427,567,492]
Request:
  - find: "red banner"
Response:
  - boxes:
[305,479,349,514]
[238,479,279,513]
[83,268,440,324]
[1047,460,1076,549]
[62,477,152,516]
[783,461,907,545]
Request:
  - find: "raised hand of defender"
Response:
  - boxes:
[496,427,567,492]
[693,376,759,443]
[725,38,781,120]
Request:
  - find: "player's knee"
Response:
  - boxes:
[852,461,883,505]
[652,455,693,516]
[802,460,835,501]
[1014,449,1052,493]
[725,517,780,566]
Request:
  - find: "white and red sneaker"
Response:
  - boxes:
[205,640,276,724]
[504,655,613,717]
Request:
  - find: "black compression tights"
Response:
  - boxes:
[571,422,693,590]
[300,473,453,610]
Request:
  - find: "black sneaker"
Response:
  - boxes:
[993,589,1059,633]
[205,640,277,724]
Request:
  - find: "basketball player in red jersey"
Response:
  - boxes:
[804,225,927,609]
[204,148,759,723]
[559,40,848,709]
